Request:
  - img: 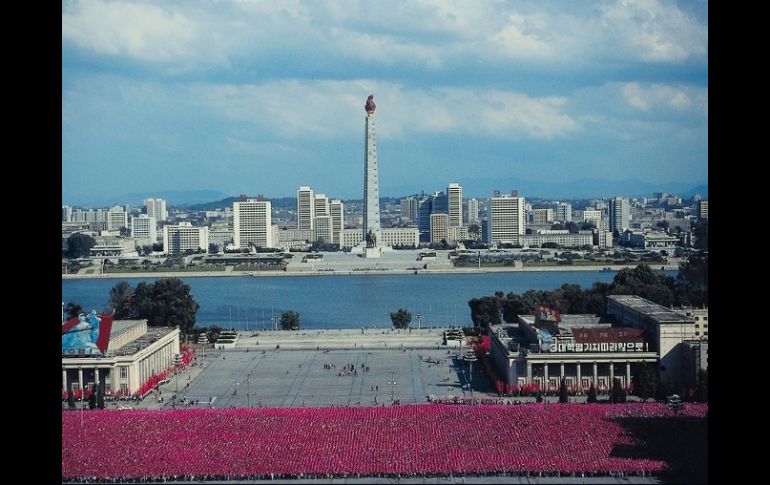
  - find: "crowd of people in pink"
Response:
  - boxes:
[62,402,706,482]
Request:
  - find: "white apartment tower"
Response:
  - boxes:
[62,205,73,222]
[233,198,273,249]
[466,198,479,224]
[297,186,315,231]
[447,183,463,228]
[314,193,330,217]
[163,222,209,255]
[329,199,344,245]
[609,197,631,234]
[143,198,168,222]
[131,214,157,244]
[487,193,525,244]
[107,206,128,231]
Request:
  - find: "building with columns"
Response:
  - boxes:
[487,312,657,393]
[62,319,180,396]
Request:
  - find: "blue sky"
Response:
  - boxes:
[62,0,708,204]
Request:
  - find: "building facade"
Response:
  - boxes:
[447,183,463,227]
[233,199,273,249]
[297,186,315,231]
[430,213,449,243]
[62,319,180,396]
[486,193,525,245]
[609,197,630,234]
[466,198,479,224]
[130,214,157,245]
[330,199,344,245]
[163,222,209,254]
[143,198,168,223]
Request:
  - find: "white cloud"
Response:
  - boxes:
[193,79,579,140]
[62,0,199,62]
[620,82,707,114]
[600,0,708,62]
[62,0,707,73]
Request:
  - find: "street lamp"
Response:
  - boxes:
[416,313,422,330]
[247,373,252,408]
[271,315,278,331]
[232,380,239,407]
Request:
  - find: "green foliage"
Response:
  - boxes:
[280,311,300,330]
[64,302,83,319]
[468,295,502,328]
[131,278,200,337]
[692,220,708,249]
[64,233,96,259]
[632,363,657,401]
[610,378,627,403]
[106,281,134,319]
[390,308,412,329]
[678,254,708,306]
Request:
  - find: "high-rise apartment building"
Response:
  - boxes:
[447,183,463,227]
[417,197,432,243]
[162,222,209,255]
[143,198,168,222]
[131,214,157,244]
[62,205,72,223]
[400,197,418,223]
[297,186,315,231]
[609,197,630,234]
[233,198,273,249]
[486,192,525,244]
[466,198,479,224]
[107,206,128,231]
[697,200,708,220]
[329,199,344,245]
[555,203,572,223]
[430,213,449,243]
[314,216,333,244]
[314,193,329,217]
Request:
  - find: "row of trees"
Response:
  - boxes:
[468,257,708,328]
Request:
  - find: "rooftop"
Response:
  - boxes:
[608,295,695,324]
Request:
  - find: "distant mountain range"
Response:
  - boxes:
[63,190,234,208]
[63,180,707,208]
[444,178,707,200]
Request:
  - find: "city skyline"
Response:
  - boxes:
[63,0,708,204]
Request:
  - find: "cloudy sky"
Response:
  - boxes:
[62,0,708,203]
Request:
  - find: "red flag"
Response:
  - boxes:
[62,316,79,334]
[96,312,114,355]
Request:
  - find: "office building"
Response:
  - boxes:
[233,198,273,250]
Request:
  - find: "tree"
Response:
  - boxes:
[655,220,670,231]
[678,254,708,306]
[632,363,657,402]
[468,296,502,328]
[64,302,83,320]
[559,378,569,403]
[132,278,200,337]
[64,233,96,259]
[119,226,131,237]
[390,309,412,329]
[280,311,300,330]
[610,378,627,403]
[692,220,708,249]
[587,382,598,403]
[107,281,134,319]
[655,377,676,401]
[565,221,579,234]
[467,223,481,240]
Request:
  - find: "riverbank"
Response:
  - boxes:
[62,262,678,280]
